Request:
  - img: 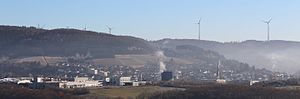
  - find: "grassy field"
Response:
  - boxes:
[85,86,183,99]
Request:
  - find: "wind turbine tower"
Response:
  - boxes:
[263,18,272,41]
[197,18,202,40]
[84,26,87,31]
[106,25,112,34]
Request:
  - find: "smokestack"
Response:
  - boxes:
[217,60,221,79]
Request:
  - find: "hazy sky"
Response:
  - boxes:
[1,0,300,42]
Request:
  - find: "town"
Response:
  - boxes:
[0,58,293,89]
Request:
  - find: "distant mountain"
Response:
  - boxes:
[0,25,156,59]
[155,39,300,73]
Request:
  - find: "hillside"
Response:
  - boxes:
[161,44,271,81]
[0,25,278,79]
[0,25,156,59]
[155,39,300,73]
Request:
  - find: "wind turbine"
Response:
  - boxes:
[196,18,202,40]
[106,25,112,34]
[84,25,87,30]
[40,24,46,29]
[262,18,272,41]
[37,24,46,29]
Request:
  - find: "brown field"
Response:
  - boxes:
[84,86,184,99]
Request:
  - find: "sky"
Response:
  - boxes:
[1,0,300,42]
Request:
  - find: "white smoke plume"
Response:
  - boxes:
[155,51,166,73]
[264,48,300,73]
[270,53,279,71]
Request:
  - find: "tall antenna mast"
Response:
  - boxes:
[140,73,143,81]
[263,18,272,41]
[106,25,112,34]
[197,18,202,40]
[217,60,221,79]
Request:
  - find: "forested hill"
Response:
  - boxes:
[0,25,156,58]
[155,39,300,73]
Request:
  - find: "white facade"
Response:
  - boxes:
[17,80,32,84]
[94,70,98,75]
[60,81,101,88]
[104,72,109,77]
[133,82,139,86]
[250,80,259,86]
[216,79,226,84]
[74,77,89,82]
[0,78,19,83]
[37,77,43,83]
[19,77,34,81]
[60,77,102,88]
[119,77,132,86]
[120,77,131,82]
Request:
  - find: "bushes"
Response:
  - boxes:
[0,83,75,99]
[145,85,300,99]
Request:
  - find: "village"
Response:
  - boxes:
[0,59,292,89]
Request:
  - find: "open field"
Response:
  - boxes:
[84,86,185,99]
[9,56,66,66]
[91,54,195,68]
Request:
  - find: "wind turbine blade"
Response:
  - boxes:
[268,18,272,23]
[41,24,46,29]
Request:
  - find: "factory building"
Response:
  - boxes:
[161,71,173,81]
[119,77,132,86]
[59,77,102,88]
[119,76,140,86]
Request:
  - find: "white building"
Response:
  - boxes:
[250,80,260,86]
[216,79,226,84]
[119,77,132,86]
[132,82,139,86]
[74,77,89,82]
[0,78,19,83]
[119,77,141,86]
[17,80,32,84]
[59,77,102,88]
[37,77,43,83]
[94,69,98,75]
[103,71,109,77]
